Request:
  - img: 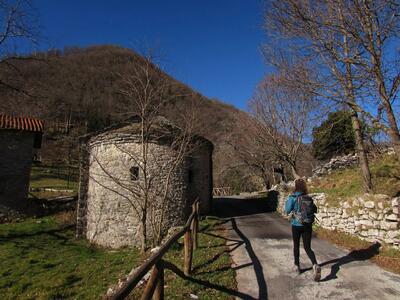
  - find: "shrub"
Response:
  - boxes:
[312,110,355,160]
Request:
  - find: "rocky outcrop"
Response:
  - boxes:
[274,183,400,249]
[312,147,395,178]
[312,153,358,177]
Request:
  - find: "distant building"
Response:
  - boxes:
[0,115,44,219]
[76,116,213,248]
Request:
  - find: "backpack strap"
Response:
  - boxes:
[294,194,303,212]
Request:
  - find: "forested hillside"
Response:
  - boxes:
[0,45,254,187]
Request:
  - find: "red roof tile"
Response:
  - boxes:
[0,114,44,132]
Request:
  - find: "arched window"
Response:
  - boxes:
[130,166,139,181]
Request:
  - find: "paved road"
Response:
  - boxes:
[213,196,400,300]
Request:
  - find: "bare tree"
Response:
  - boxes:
[87,55,200,252]
[265,0,374,192]
[228,111,276,190]
[341,0,400,161]
[249,71,315,179]
[0,0,39,94]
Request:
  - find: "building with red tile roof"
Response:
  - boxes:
[0,114,45,220]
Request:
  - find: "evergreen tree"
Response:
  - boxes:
[312,111,355,160]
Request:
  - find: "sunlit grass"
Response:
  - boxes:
[0,214,141,300]
[310,154,400,206]
[1,216,236,300]
[314,226,400,274]
[29,164,79,198]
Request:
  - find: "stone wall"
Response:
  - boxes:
[187,144,213,215]
[77,131,212,249]
[274,184,400,249]
[0,130,39,218]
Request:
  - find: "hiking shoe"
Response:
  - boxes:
[313,264,321,282]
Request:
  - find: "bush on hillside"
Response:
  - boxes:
[312,111,356,160]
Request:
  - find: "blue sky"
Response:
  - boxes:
[34,0,266,110]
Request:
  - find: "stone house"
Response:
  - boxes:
[76,116,213,248]
[0,114,44,219]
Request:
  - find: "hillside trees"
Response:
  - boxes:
[0,45,256,192]
[249,71,315,179]
[228,111,275,190]
[0,0,39,97]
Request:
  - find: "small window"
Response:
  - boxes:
[188,169,193,183]
[130,166,139,181]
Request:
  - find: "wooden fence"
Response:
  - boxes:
[106,200,200,300]
[213,187,232,197]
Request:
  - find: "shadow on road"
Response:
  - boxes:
[318,242,381,282]
[213,191,279,218]
[230,217,268,299]
[209,194,277,299]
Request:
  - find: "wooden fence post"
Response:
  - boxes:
[191,203,198,250]
[196,202,200,233]
[153,260,164,300]
[184,230,193,276]
[140,264,159,300]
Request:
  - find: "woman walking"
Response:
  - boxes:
[285,178,321,281]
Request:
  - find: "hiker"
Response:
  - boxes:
[285,178,321,281]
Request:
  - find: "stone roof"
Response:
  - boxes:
[81,115,213,148]
[0,114,44,133]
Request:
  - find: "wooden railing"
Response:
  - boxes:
[213,187,232,197]
[106,200,200,300]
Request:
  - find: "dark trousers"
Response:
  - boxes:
[292,224,317,266]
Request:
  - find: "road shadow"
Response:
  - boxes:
[213,191,279,218]
[316,242,381,282]
[230,217,269,299]
[211,194,273,299]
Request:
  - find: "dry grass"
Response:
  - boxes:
[54,211,77,226]
[315,227,400,274]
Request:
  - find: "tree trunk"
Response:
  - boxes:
[140,211,147,253]
[363,8,400,162]
[339,6,373,193]
[290,165,300,180]
[262,174,271,190]
[373,67,400,161]
[351,112,373,193]
[271,167,276,185]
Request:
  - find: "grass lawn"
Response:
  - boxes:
[0,213,141,300]
[1,216,236,299]
[310,154,400,206]
[29,164,79,198]
[315,226,400,274]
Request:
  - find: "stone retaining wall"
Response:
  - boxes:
[274,184,400,249]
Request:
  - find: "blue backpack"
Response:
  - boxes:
[294,195,317,224]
